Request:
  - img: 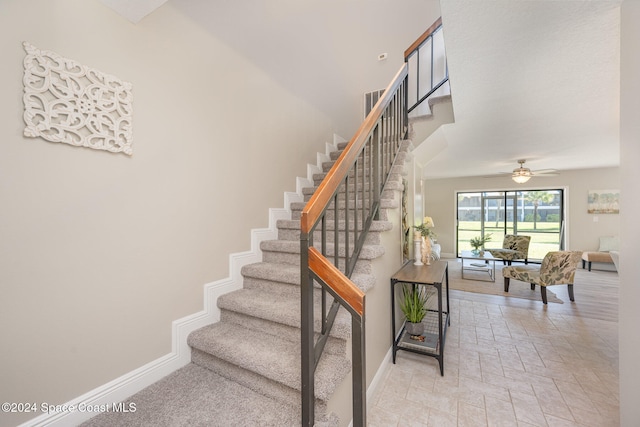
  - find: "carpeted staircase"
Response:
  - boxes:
[82,139,411,427]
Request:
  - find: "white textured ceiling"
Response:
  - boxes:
[99,0,168,23]
[422,0,621,179]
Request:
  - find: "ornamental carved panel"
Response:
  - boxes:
[22,42,133,155]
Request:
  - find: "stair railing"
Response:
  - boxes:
[404,17,448,114]
[300,18,446,426]
[300,64,408,426]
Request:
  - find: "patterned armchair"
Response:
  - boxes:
[502,251,583,304]
[489,235,531,265]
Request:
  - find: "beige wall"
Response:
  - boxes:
[619,2,640,425]
[0,1,335,426]
[0,0,442,425]
[420,167,620,257]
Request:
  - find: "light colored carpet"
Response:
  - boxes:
[80,363,301,427]
[444,258,564,304]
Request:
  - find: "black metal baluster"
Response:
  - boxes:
[321,214,327,334]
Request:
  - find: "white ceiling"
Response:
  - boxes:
[100,0,621,180]
[99,0,168,23]
[423,0,621,179]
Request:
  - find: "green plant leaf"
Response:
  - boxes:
[399,284,434,323]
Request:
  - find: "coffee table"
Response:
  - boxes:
[459,250,500,282]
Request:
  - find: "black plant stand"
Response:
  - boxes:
[390,260,450,375]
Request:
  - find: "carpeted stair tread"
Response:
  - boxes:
[302,183,380,198]
[241,261,376,292]
[218,288,351,339]
[276,219,392,245]
[188,322,350,402]
[219,307,347,357]
[241,262,301,285]
[276,218,393,233]
[261,239,386,260]
[80,363,300,427]
[289,197,399,214]
[290,197,398,211]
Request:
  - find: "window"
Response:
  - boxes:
[456,190,564,261]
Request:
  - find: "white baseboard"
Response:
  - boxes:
[347,347,392,427]
[366,348,392,405]
[18,137,342,427]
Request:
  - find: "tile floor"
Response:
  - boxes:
[368,284,620,426]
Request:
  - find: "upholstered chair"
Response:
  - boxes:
[502,251,583,304]
[490,234,531,265]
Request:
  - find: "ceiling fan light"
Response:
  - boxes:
[512,170,531,183]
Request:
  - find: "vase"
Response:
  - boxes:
[421,237,432,265]
[413,231,423,265]
[413,238,423,266]
[405,321,424,336]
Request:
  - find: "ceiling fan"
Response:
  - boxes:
[482,159,559,183]
[510,159,558,183]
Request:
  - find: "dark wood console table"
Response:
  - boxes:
[390,260,450,375]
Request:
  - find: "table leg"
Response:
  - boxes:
[437,283,444,376]
[391,279,397,364]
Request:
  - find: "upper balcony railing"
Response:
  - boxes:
[300,18,447,427]
[405,17,449,116]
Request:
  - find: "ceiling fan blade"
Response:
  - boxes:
[480,162,560,179]
[532,169,559,176]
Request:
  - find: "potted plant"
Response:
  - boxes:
[470,233,492,253]
[400,284,433,336]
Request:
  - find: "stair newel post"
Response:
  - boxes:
[352,308,366,427]
[300,222,315,426]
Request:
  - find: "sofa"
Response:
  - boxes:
[581,236,619,271]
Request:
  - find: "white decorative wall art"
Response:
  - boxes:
[22,42,133,155]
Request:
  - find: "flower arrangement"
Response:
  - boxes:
[413,216,437,239]
[470,233,492,250]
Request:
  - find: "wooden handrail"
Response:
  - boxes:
[308,247,365,317]
[404,16,442,60]
[300,63,408,234]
